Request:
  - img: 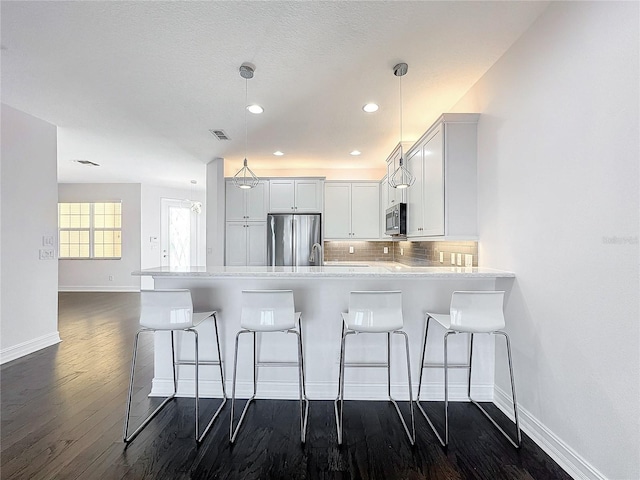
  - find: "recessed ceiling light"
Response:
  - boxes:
[273,151,284,156]
[246,104,264,114]
[362,103,379,113]
[350,150,361,156]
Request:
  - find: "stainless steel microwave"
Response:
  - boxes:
[385,203,407,236]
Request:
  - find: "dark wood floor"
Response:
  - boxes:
[1,292,571,480]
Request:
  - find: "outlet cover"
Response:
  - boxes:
[439,251,444,263]
[383,247,389,254]
[450,253,456,264]
[465,254,473,267]
[349,246,354,254]
[400,248,404,256]
[456,253,462,266]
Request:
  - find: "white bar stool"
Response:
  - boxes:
[335,291,415,445]
[229,290,309,444]
[417,290,521,448]
[123,289,227,444]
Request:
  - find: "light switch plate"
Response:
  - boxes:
[39,248,55,260]
[450,253,456,264]
[439,251,444,263]
[465,254,473,267]
[42,235,55,246]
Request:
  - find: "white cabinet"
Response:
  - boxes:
[225,180,269,221]
[225,221,266,266]
[269,179,323,213]
[404,113,479,239]
[325,182,379,239]
[380,176,389,238]
[384,142,411,209]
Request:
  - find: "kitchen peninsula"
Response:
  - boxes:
[135,264,514,402]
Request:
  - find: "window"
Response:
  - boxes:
[58,202,122,259]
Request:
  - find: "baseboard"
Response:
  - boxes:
[150,378,493,402]
[0,332,61,365]
[494,386,605,480]
[58,286,140,293]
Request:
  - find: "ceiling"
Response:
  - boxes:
[1,1,548,188]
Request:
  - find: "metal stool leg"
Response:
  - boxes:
[123,330,177,444]
[230,330,255,443]
[469,331,522,448]
[193,313,227,443]
[416,316,447,447]
[388,330,415,445]
[333,324,351,445]
[293,328,310,444]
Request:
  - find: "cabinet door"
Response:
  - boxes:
[246,222,267,266]
[225,222,247,265]
[295,180,322,212]
[351,183,380,239]
[405,147,423,237]
[380,177,388,238]
[422,126,445,236]
[324,183,352,239]
[245,181,269,220]
[269,180,295,212]
[225,181,246,221]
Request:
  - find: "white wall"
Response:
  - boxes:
[452,2,639,479]
[140,183,206,289]
[1,104,60,363]
[58,183,141,291]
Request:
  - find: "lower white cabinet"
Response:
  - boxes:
[225,221,266,266]
[324,182,380,239]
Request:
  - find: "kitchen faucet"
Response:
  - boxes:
[309,243,323,264]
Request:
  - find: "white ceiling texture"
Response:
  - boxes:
[1,1,548,188]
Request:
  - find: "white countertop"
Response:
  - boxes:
[134,262,514,278]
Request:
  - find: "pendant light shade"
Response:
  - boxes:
[233,158,259,189]
[389,62,415,189]
[233,64,260,189]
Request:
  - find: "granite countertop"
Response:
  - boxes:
[134,261,515,278]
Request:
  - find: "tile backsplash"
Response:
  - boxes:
[324,240,478,266]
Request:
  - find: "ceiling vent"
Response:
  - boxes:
[209,129,230,140]
[72,159,100,167]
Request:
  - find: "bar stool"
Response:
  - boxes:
[335,291,415,445]
[123,289,227,444]
[417,290,521,447]
[229,290,309,444]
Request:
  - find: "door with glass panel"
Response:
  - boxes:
[160,198,200,268]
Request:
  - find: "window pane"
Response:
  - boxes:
[103,244,114,257]
[60,245,70,257]
[70,231,79,243]
[94,231,103,243]
[105,203,114,214]
[80,203,90,214]
[59,203,70,215]
[59,215,70,229]
[104,231,113,243]
[79,245,90,257]
[114,244,122,257]
[60,231,69,243]
[114,203,122,214]
[104,214,115,228]
[94,245,103,257]
[70,245,80,257]
[70,203,81,214]
[94,215,104,228]
[115,216,122,228]
[80,215,90,228]
[94,203,104,214]
[69,215,80,228]
[80,231,89,243]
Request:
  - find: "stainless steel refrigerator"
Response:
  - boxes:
[267,214,322,266]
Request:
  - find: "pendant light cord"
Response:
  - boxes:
[244,78,248,162]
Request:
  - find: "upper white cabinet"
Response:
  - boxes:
[384,142,411,209]
[225,180,269,221]
[325,182,380,239]
[269,179,323,213]
[404,113,479,239]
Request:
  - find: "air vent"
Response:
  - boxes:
[209,129,230,140]
[72,159,100,167]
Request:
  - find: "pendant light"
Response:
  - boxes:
[233,64,260,189]
[388,62,415,189]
